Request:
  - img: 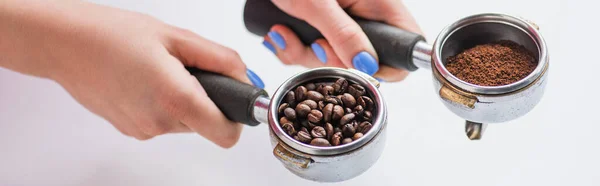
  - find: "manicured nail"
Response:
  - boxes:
[352,51,379,76]
[268,31,286,50]
[375,78,385,82]
[311,43,327,64]
[246,69,265,89]
[262,40,276,54]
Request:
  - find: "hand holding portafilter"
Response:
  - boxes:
[243,0,549,140]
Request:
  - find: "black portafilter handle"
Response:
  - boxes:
[243,0,426,71]
[187,67,268,126]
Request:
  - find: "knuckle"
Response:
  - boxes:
[137,120,171,137]
[218,131,241,148]
[329,23,363,48]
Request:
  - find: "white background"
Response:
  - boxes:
[0,0,597,185]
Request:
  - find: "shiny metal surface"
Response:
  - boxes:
[432,13,548,95]
[252,96,270,124]
[412,41,433,70]
[268,67,386,156]
[465,121,487,140]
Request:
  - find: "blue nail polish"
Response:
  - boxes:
[262,40,276,54]
[352,51,379,76]
[246,69,265,89]
[311,43,327,63]
[375,78,385,82]
[268,31,286,50]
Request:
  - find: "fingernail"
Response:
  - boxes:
[352,51,379,76]
[267,31,286,50]
[262,40,276,54]
[246,69,265,89]
[311,43,327,63]
[375,77,385,82]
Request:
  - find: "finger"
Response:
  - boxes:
[272,0,379,76]
[312,39,345,68]
[166,27,264,88]
[373,66,410,82]
[263,25,326,68]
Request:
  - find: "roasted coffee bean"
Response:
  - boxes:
[325,97,340,105]
[345,107,353,114]
[354,105,364,116]
[352,132,364,140]
[358,96,374,111]
[332,105,344,121]
[350,120,359,131]
[310,138,331,147]
[280,117,291,125]
[333,78,348,94]
[342,123,356,137]
[331,132,342,146]
[307,91,325,101]
[325,123,334,140]
[300,100,318,109]
[340,113,356,125]
[341,138,353,145]
[323,103,334,122]
[295,104,311,118]
[300,120,310,128]
[305,83,316,91]
[362,111,372,121]
[308,110,323,123]
[285,91,296,107]
[307,122,317,129]
[284,108,296,120]
[295,86,308,101]
[278,103,289,115]
[282,122,296,136]
[311,126,327,138]
[297,131,312,143]
[334,127,342,134]
[318,101,326,110]
[319,85,334,96]
[341,93,356,108]
[358,121,373,134]
[348,84,366,98]
[301,127,309,134]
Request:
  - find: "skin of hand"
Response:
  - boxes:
[0,0,265,148]
[262,0,424,82]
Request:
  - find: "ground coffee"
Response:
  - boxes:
[445,40,537,86]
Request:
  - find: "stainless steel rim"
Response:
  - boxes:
[432,13,549,95]
[268,67,387,156]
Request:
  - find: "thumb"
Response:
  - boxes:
[272,0,379,76]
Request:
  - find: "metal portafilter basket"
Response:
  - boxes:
[243,0,549,140]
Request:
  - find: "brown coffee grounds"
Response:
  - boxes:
[445,40,537,86]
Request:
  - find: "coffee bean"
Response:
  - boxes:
[332,105,344,121]
[341,93,356,108]
[331,132,342,146]
[325,123,334,140]
[295,103,311,118]
[300,127,309,134]
[311,126,327,138]
[300,120,310,128]
[358,121,373,134]
[354,105,364,116]
[318,101,326,110]
[307,122,317,129]
[297,131,312,143]
[341,138,353,145]
[308,110,323,123]
[322,103,334,122]
[348,84,366,98]
[352,132,363,140]
[280,117,290,125]
[310,138,331,147]
[345,107,352,114]
[300,100,318,109]
[278,103,289,115]
[285,91,296,107]
[295,86,308,102]
[282,122,296,136]
[340,113,356,125]
[284,108,296,120]
[325,97,340,105]
[342,123,356,137]
[333,78,348,94]
[334,127,342,134]
[293,135,300,141]
[307,91,325,101]
[350,120,359,131]
[319,85,334,96]
[305,83,316,91]
[362,111,372,121]
[358,96,374,111]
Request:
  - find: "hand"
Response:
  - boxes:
[262,0,423,82]
[0,0,264,148]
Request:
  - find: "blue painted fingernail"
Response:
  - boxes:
[262,40,276,54]
[375,78,385,82]
[268,31,286,50]
[311,43,327,63]
[352,51,379,76]
[246,69,265,89]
